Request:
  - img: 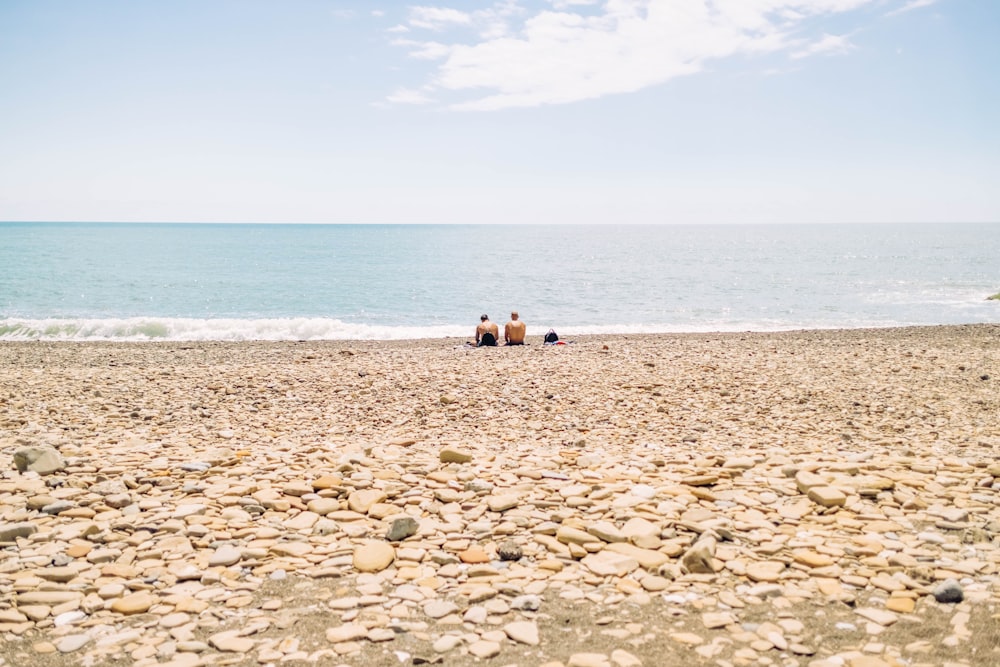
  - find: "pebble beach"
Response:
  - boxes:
[1,325,999,667]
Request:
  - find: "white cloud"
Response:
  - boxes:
[388,0,888,110]
[393,39,453,60]
[386,88,435,105]
[886,0,937,18]
[372,10,386,18]
[791,32,855,59]
[409,6,475,30]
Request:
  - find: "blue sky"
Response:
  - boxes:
[1,0,997,224]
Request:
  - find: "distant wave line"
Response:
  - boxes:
[0,316,933,342]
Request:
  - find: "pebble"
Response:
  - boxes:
[110,591,157,615]
[933,579,965,603]
[504,620,540,645]
[468,640,501,658]
[12,446,66,475]
[55,634,90,653]
[386,515,420,541]
[353,541,395,572]
[568,653,612,667]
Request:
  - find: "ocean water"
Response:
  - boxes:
[1,222,998,341]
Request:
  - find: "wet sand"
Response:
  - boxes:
[1,325,999,667]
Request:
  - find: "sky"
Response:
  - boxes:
[0,0,997,224]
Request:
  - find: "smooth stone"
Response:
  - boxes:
[307,498,341,515]
[605,542,669,569]
[0,609,28,623]
[423,600,459,619]
[348,489,387,514]
[568,653,612,667]
[459,546,490,564]
[746,561,786,582]
[285,511,320,530]
[587,521,627,543]
[793,550,835,568]
[433,634,463,652]
[172,504,207,519]
[487,494,520,512]
[794,470,826,492]
[270,541,313,557]
[56,634,90,653]
[622,517,659,542]
[18,591,83,605]
[353,542,396,572]
[0,522,38,541]
[504,620,540,645]
[682,475,718,487]
[209,545,243,567]
[611,649,643,666]
[854,607,898,626]
[13,446,66,475]
[498,540,523,561]
[53,610,86,627]
[103,493,131,509]
[808,486,847,507]
[582,551,639,577]
[468,640,501,658]
[42,500,75,515]
[703,611,736,629]
[933,579,964,603]
[282,481,313,497]
[325,623,369,643]
[723,457,756,470]
[386,516,419,541]
[111,591,157,615]
[681,537,717,574]
[511,595,542,611]
[439,447,473,463]
[557,525,598,546]
[209,630,255,652]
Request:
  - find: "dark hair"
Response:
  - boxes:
[481,314,489,321]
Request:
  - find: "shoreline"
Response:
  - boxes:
[1,323,998,666]
[2,319,999,345]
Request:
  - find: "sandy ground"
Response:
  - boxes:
[1,325,999,667]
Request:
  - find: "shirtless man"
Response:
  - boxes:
[476,314,499,346]
[504,311,526,345]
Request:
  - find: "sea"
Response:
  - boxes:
[1,222,998,342]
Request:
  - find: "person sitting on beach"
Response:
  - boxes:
[504,311,526,346]
[476,314,499,347]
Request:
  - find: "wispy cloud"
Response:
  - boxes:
[886,0,937,18]
[409,7,475,30]
[385,87,435,105]
[791,33,855,59]
[388,0,889,110]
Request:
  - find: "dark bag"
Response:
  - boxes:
[479,331,497,347]
[543,329,559,344]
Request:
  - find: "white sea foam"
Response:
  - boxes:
[0,316,933,342]
[0,317,471,342]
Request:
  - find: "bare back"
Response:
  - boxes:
[505,317,526,345]
[476,320,499,343]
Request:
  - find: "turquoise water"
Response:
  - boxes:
[1,222,998,341]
